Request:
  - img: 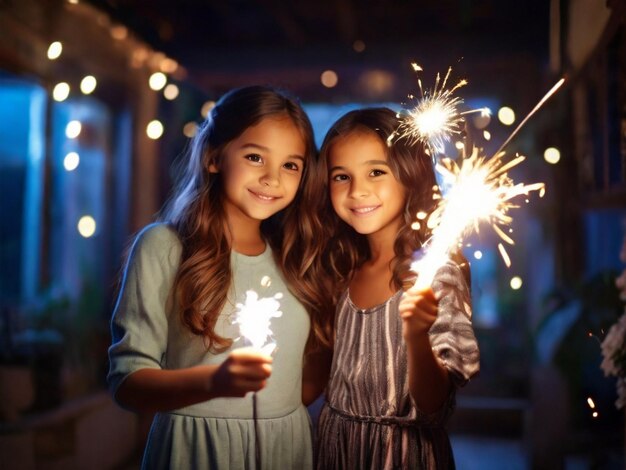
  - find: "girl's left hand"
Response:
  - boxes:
[398,287,438,340]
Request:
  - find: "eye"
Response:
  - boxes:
[283,161,301,171]
[370,169,387,177]
[331,173,350,182]
[245,153,263,163]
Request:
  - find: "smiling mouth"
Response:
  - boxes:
[350,205,380,215]
[249,189,281,202]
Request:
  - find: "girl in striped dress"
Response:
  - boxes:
[314,108,480,469]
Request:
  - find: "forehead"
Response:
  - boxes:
[235,115,306,154]
[328,130,388,165]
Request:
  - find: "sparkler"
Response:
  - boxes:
[411,147,545,290]
[232,280,283,470]
[398,67,564,290]
[388,63,490,155]
[233,289,283,355]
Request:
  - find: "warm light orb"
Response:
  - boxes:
[483,130,491,141]
[148,72,167,91]
[321,70,338,88]
[201,100,216,118]
[510,276,523,290]
[544,147,561,164]
[163,84,179,100]
[146,120,164,139]
[110,25,128,40]
[80,75,97,94]
[53,82,70,102]
[65,120,82,139]
[160,58,178,74]
[455,141,464,150]
[63,152,80,171]
[498,107,516,126]
[353,40,365,52]
[183,122,198,138]
[473,250,483,260]
[77,216,96,238]
[47,41,63,60]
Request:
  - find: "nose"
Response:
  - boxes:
[260,167,280,188]
[348,178,369,198]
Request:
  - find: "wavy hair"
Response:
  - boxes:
[318,107,440,296]
[160,86,333,352]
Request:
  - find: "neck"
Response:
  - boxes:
[366,232,396,267]
[225,214,265,256]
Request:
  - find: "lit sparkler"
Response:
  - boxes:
[233,289,283,356]
[406,76,565,290]
[411,147,545,290]
[388,63,490,154]
[232,283,284,470]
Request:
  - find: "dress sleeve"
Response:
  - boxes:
[107,224,182,401]
[428,260,480,388]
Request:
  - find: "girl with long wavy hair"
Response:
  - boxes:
[108,85,332,469]
[313,108,480,469]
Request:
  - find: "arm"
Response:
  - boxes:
[398,288,451,414]
[115,348,272,414]
[301,346,333,406]
[108,225,271,413]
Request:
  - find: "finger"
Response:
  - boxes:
[407,285,435,298]
[230,347,273,364]
[230,363,272,380]
[234,378,268,393]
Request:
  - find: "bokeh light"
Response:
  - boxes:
[77,216,96,238]
[47,41,63,60]
[321,70,338,88]
[63,152,80,171]
[80,75,97,94]
[544,147,561,164]
[510,276,523,290]
[183,122,198,138]
[146,120,164,139]
[65,120,82,138]
[148,72,167,91]
[53,82,70,102]
[163,84,179,100]
[498,107,516,125]
[201,100,216,118]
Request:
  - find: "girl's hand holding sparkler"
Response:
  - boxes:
[399,286,452,414]
[208,347,273,398]
[399,287,439,339]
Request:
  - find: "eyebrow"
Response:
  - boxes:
[240,143,305,161]
[329,159,390,173]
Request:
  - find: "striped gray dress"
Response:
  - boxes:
[317,262,480,469]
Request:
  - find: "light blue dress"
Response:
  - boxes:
[108,224,313,469]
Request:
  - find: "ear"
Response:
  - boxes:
[208,162,219,173]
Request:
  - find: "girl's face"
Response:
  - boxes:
[328,130,406,240]
[212,115,306,225]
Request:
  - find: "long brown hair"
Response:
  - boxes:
[318,107,439,296]
[160,86,333,352]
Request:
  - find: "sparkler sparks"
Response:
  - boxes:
[411,147,545,291]
[388,63,490,154]
[233,289,283,355]
[403,73,565,290]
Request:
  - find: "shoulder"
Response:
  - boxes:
[134,223,180,247]
[129,223,182,265]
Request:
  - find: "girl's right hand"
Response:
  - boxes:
[209,347,273,397]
